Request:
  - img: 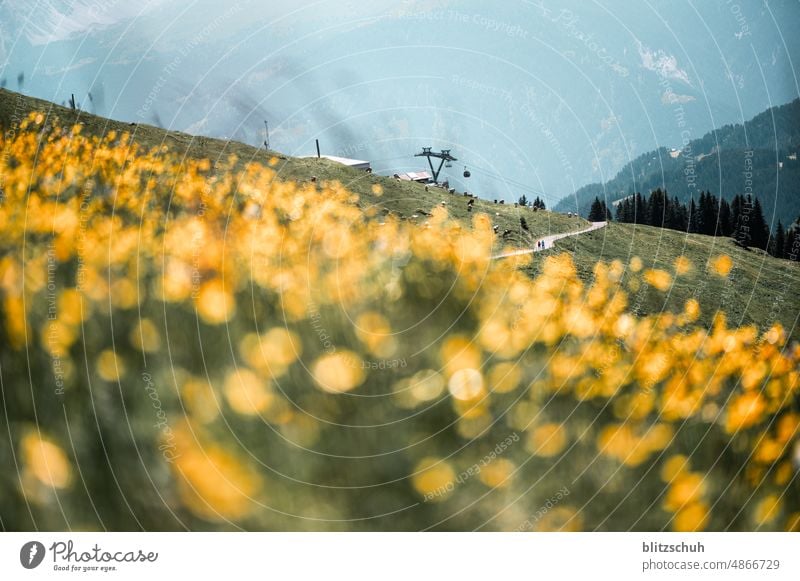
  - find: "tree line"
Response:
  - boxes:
[585,191,798,260]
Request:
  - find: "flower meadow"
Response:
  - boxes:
[1,113,798,531]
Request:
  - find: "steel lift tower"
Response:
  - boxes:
[414,147,457,184]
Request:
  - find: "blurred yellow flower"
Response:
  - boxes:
[487,362,522,394]
[195,279,236,324]
[673,502,709,531]
[440,335,482,376]
[224,368,273,416]
[479,458,515,488]
[411,457,455,501]
[448,368,485,402]
[21,432,72,489]
[726,392,766,433]
[97,350,125,381]
[172,424,262,521]
[311,351,365,393]
[643,269,672,291]
[130,318,162,353]
[660,454,689,482]
[710,254,733,277]
[673,255,693,276]
[664,472,705,512]
[755,494,782,526]
[527,423,567,457]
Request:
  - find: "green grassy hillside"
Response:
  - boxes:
[544,221,800,337]
[0,88,584,251]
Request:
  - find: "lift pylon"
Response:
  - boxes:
[414,147,457,184]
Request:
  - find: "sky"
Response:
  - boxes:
[2,0,798,205]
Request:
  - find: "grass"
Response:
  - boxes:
[0,88,585,252]
[2,87,795,334]
[539,221,800,338]
[2,89,799,532]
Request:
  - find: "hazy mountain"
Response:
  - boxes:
[554,99,800,225]
[2,0,799,206]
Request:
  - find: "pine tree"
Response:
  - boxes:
[518,194,528,207]
[695,192,708,234]
[750,197,770,250]
[648,189,665,227]
[620,198,633,223]
[588,197,606,221]
[634,193,647,224]
[688,198,700,233]
[664,196,676,229]
[700,191,718,235]
[732,195,752,248]
[770,220,785,259]
[718,198,733,237]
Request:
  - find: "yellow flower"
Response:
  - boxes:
[411,457,456,501]
[171,423,262,521]
[710,254,733,277]
[311,352,365,393]
[643,269,672,291]
[408,369,445,402]
[725,392,766,433]
[195,279,235,324]
[487,362,522,394]
[683,298,700,322]
[664,472,705,512]
[673,255,693,276]
[224,368,273,416]
[448,368,485,402]
[660,454,689,482]
[21,433,72,489]
[182,378,220,423]
[478,458,515,488]
[130,318,162,353]
[97,350,125,381]
[673,502,709,531]
[527,423,567,457]
[755,494,782,526]
[440,335,482,376]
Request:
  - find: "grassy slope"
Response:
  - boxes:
[0,88,585,250]
[543,221,800,337]
[3,88,795,335]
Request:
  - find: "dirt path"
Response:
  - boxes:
[492,221,607,259]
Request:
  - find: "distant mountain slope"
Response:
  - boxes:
[555,99,800,224]
[0,88,584,250]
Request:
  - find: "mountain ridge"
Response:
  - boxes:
[555,98,800,224]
